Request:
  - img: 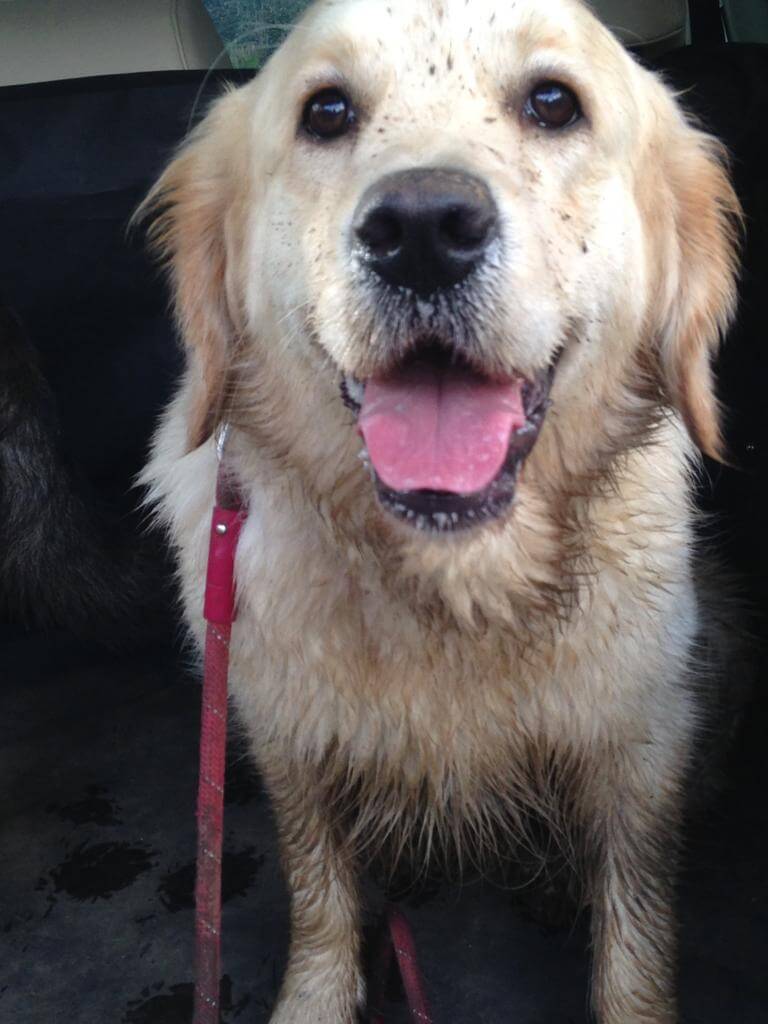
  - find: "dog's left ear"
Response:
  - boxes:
[653,117,742,461]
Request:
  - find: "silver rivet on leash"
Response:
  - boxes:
[215,523,228,536]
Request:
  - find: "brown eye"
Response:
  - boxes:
[302,87,355,140]
[526,81,581,129]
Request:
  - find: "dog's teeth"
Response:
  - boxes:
[433,512,449,529]
[357,448,376,481]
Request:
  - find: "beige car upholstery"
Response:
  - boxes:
[0,0,230,87]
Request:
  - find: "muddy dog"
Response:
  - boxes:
[139,1,741,1020]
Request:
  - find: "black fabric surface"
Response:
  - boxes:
[2,625,765,1024]
[0,71,250,506]
[1,50,767,1023]
[656,45,768,603]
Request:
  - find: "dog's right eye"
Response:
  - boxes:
[301,88,356,140]
[525,81,582,130]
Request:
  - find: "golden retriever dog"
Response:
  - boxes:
[139,0,741,1020]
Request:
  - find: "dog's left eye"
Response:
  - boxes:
[302,88,356,140]
[525,81,581,129]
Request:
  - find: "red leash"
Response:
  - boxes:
[192,438,433,1024]
[370,907,435,1024]
[193,452,244,1024]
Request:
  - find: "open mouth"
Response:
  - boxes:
[342,341,556,531]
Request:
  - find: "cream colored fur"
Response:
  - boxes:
[139,1,741,1021]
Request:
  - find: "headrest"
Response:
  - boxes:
[0,0,230,87]
[590,0,690,55]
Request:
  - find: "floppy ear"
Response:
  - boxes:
[136,92,243,451]
[654,120,741,461]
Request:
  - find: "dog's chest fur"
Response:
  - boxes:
[151,395,700,849]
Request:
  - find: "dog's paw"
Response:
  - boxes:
[268,996,360,1024]
[268,972,363,1024]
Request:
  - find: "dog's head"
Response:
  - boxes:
[143,0,739,540]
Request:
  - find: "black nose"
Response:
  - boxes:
[354,168,499,297]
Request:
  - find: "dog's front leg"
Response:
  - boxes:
[586,738,687,1024]
[263,757,364,1024]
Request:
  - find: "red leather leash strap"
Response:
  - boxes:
[193,616,233,1024]
[193,451,433,1024]
[369,907,435,1024]
[193,475,244,1024]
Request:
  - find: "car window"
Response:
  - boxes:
[204,0,312,67]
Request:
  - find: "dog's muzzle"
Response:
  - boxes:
[343,168,555,533]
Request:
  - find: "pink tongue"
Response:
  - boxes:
[359,361,526,495]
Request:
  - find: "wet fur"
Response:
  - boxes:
[139,1,742,1020]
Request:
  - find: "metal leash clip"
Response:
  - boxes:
[214,421,231,464]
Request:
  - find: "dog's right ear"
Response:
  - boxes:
[135,91,243,451]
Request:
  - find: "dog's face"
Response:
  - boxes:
[145,0,739,541]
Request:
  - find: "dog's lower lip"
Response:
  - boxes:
[374,465,520,531]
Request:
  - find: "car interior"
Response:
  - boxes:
[0,1,766,1021]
